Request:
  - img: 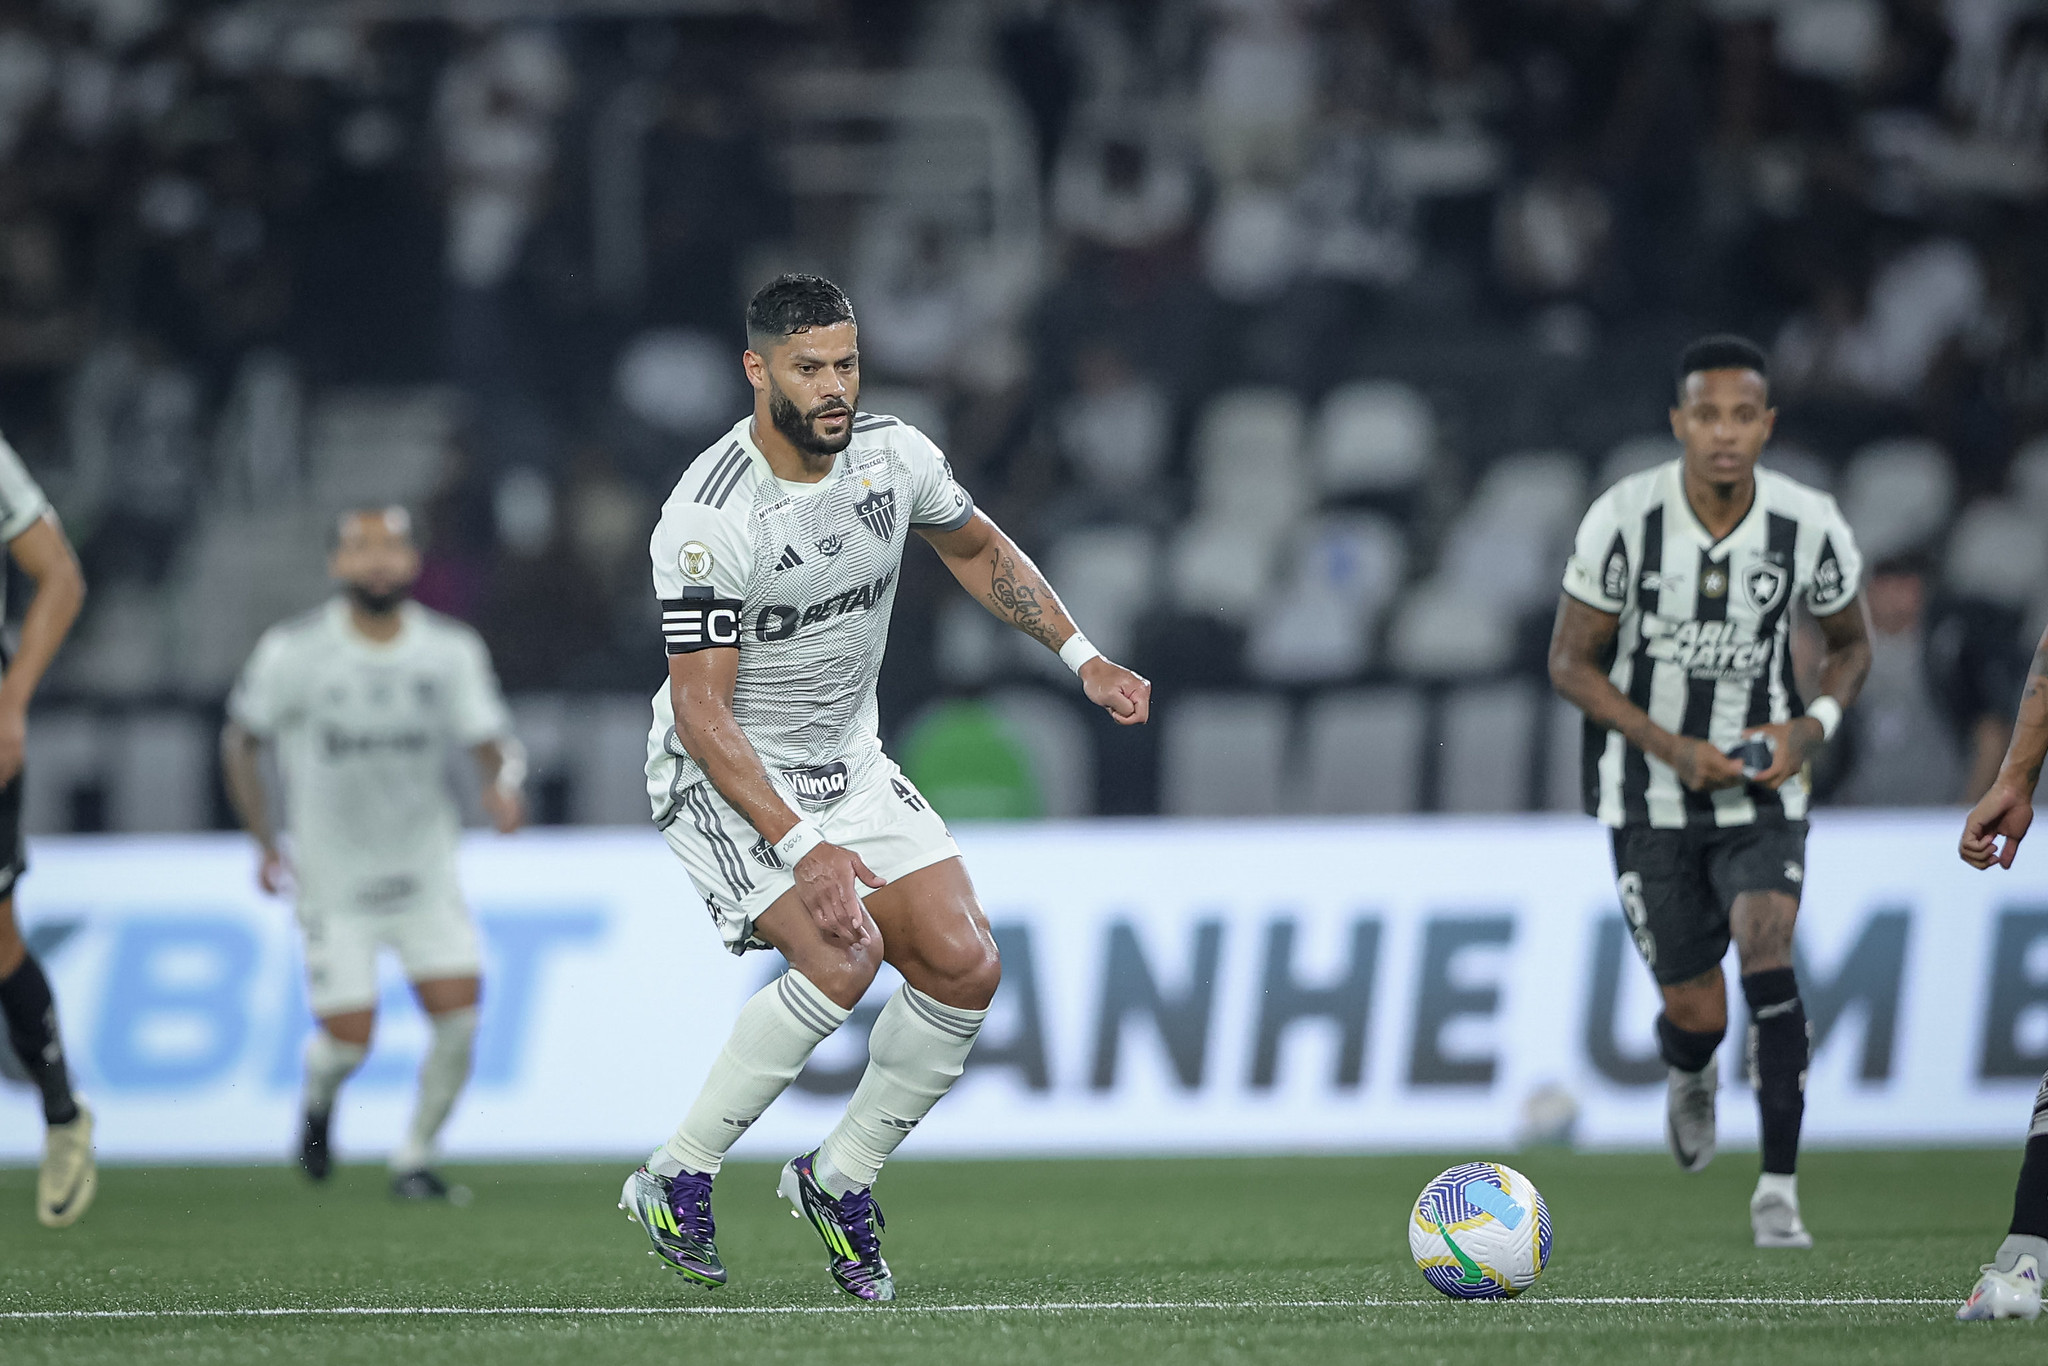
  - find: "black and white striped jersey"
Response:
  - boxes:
[1562,459,1863,829]
[0,432,48,624]
[643,413,976,829]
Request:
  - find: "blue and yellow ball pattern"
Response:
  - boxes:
[1408,1161,1551,1300]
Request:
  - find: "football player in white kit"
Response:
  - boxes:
[0,433,91,1228]
[222,507,525,1200]
[619,275,1151,1300]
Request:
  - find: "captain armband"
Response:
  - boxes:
[661,590,744,655]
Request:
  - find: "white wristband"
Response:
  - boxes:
[1059,632,1102,676]
[493,737,528,796]
[774,819,826,868]
[1806,696,1843,741]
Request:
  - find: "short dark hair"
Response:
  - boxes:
[1675,334,1769,400]
[332,505,413,549]
[745,273,854,352]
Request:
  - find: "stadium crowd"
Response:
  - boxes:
[0,0,2040,824]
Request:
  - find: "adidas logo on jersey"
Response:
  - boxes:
[775,545,804,571]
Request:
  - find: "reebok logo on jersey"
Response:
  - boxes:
[775,545,805,571]
[755,571,896,642]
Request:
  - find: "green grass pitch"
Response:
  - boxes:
[0,1150,2041,1364]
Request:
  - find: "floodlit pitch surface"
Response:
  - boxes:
[0,1151,2037,1364]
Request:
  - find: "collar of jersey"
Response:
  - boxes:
[738,417,839,500]
[1666,458,1763,557]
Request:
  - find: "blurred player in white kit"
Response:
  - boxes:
[0,432,90,1228]
[222,507,525,1199]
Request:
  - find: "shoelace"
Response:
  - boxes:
[829,1187,885,1263]
[667,1174,717,1242]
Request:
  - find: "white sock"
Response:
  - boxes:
[391,1007,477,1174]
[1996,1234,2048,1274]
[303,1029,368,1116]
[651,971,850,1179]
[1755,1172,1798,1203]
[815,985,986,1196]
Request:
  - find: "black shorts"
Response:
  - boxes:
[1608,819,1807,987]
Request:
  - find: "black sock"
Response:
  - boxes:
[1742,967,1807,1177]
[1656,1014,1724,1074]
[0,954,79,1126]
[2012,1076,2048,1238]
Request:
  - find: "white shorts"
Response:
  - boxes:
[297,885,483,1016]
[661,760,958,955]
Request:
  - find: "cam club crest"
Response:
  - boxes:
[1743,561,1788,612]
[854,487,897,541]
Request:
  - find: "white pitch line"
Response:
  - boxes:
[0,1296,1957,1321]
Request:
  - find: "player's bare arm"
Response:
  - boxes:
[1548,593,1744,792]
[667,648,880,948]
[472,737,528,835]
[0,514,83,786]
[1745,595,1871,791]
[1962,631,2048,869]
[220,720,289,894]
[919,510,1152,726]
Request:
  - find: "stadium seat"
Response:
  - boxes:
[1047,524,1159,660]
[2011,433,2048,514]
[1439,680,1539,813]
[985,687,1095,817]
[1166,516,1283,625]
[1842,437,1955,562]
[1945,499,2048,610]
[1762,443,1834,494]
[574,696,664,826]
[1544,696,1590,812]
[1247,514,1406,682]
[170,508,337,696]
[1190,386,1309,530]
[1298,687,1425,814]
[1599,434,1680,491]
[1385,579,1517,677]
[1312,379,1434,497]
[22,710,100,835]
[857,384,948,449]
[1159,692,1288,816]
[107,712,212,832]
[1436,451,1586,615]
[306,387,459,519]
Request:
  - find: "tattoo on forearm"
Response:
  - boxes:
[989,551,1062,650]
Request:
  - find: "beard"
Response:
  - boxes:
[768,382,855,458]
[345,581,411,616]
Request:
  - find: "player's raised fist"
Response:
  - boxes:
[1962,780,2034,870]
[1081,657,1151,726]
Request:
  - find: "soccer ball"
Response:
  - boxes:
[1408,1161,1551,1299]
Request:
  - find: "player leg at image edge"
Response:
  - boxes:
[2,889,93,1228]
[1956,1074,2048,1320]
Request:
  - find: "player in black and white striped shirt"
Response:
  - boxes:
[1550,336,1873,1248]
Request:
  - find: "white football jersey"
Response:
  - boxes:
[643,412,975,829]
[228,599,513,910]
[1562,459,1864,829]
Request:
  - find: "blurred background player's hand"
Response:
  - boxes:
[1962,780,2035,869]
[256,844,293,897]
[1081,659,1151,727]
[483,784,526,836]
